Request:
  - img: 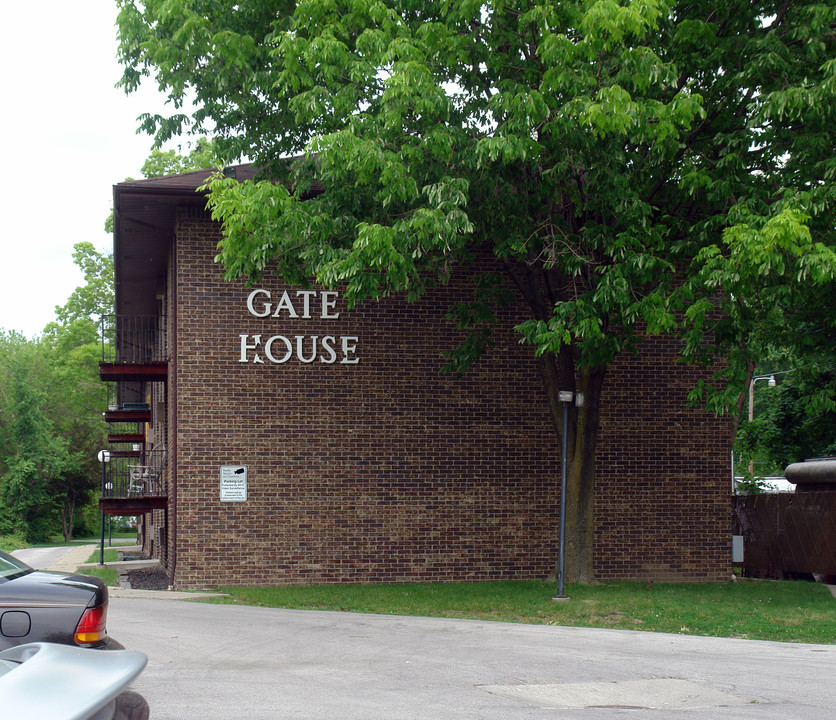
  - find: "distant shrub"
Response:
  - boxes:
[0,533,29,553]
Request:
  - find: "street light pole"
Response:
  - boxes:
[97,450,110,566]
[748,374,776,475]
[557,396,569,599]
[553,390,583,601]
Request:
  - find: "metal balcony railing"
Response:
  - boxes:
[101,315,168,364]
[104,382,151,415]
[101,445,167,500]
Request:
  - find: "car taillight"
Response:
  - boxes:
[74,602,108,645]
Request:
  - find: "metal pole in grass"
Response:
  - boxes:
[553,391,574,601]
[97,450,110,565]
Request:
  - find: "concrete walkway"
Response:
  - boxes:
[41,544,225,600]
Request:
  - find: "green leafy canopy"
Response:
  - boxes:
[117,1,834,396]
[116,0,835,579]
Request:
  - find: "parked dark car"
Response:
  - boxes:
[0,550,119,651]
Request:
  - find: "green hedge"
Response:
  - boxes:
[0,533,28,553]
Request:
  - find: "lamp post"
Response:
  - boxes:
[553,390,583,601]
[747,374,776,476]
[97,450,110,566]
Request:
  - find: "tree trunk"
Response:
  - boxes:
[539,350,607,583]
[729,358,756,442]
[61,496,75,543]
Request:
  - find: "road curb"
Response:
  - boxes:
[108,586,228,600]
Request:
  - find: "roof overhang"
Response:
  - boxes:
[112,165,258,316]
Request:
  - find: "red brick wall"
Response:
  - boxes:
[160,209,730,588]
[595,344,732,581]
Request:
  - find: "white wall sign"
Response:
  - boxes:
[220,465,248,502]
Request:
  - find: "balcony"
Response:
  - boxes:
[99,445,168,516]
[99,315,168,382]
[98,315,169,515]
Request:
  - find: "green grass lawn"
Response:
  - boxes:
[5,531,831,645]
[81,548,122,587]
[207,579,836,644]
[86,548,121,564]
[81,565,120,587]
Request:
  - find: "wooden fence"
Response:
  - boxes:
[733,492,836,580]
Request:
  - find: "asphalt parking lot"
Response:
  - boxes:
[13,546,836,719]
[105,595,836,720]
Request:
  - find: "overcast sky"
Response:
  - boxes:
[0,1,187,338]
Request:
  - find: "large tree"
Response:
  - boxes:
[738,347,836,479]
[41,243,115,539]
[140,137,219,178]
[116,0,835,581]
[0,341,80,542]
[40,322,110,541]
[0,244,115,542]
[50,243,114,327]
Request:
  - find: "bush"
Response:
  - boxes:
[0,533,29,553]
[74,499,103,537]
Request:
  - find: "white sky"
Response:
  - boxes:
[0,1,188,338]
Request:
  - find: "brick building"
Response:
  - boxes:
[99,166,731,589]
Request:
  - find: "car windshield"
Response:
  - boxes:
[0,550,31,579]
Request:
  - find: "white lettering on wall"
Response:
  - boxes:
[321,291,339,319]
[245,289,341,320]
[246,290,271,317]
[239,334,262,362]
[241,289,357,366]
[264,335,292,363]
[340,336,359,364]
[272,291,297,318]
[239,334,360,365]
[296,335,317,363]
[320,336,337,364]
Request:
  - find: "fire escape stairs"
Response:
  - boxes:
[98,316,170,516]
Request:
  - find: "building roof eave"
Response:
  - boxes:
[112,164,257,317]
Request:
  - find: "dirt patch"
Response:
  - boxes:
[125,567,171,591]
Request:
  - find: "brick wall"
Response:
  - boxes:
[157,208,730,588]
[595,343,732,581]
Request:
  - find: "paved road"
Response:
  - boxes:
[11,546,77,570]
[12,540,136,571]
[106,596,836,720]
